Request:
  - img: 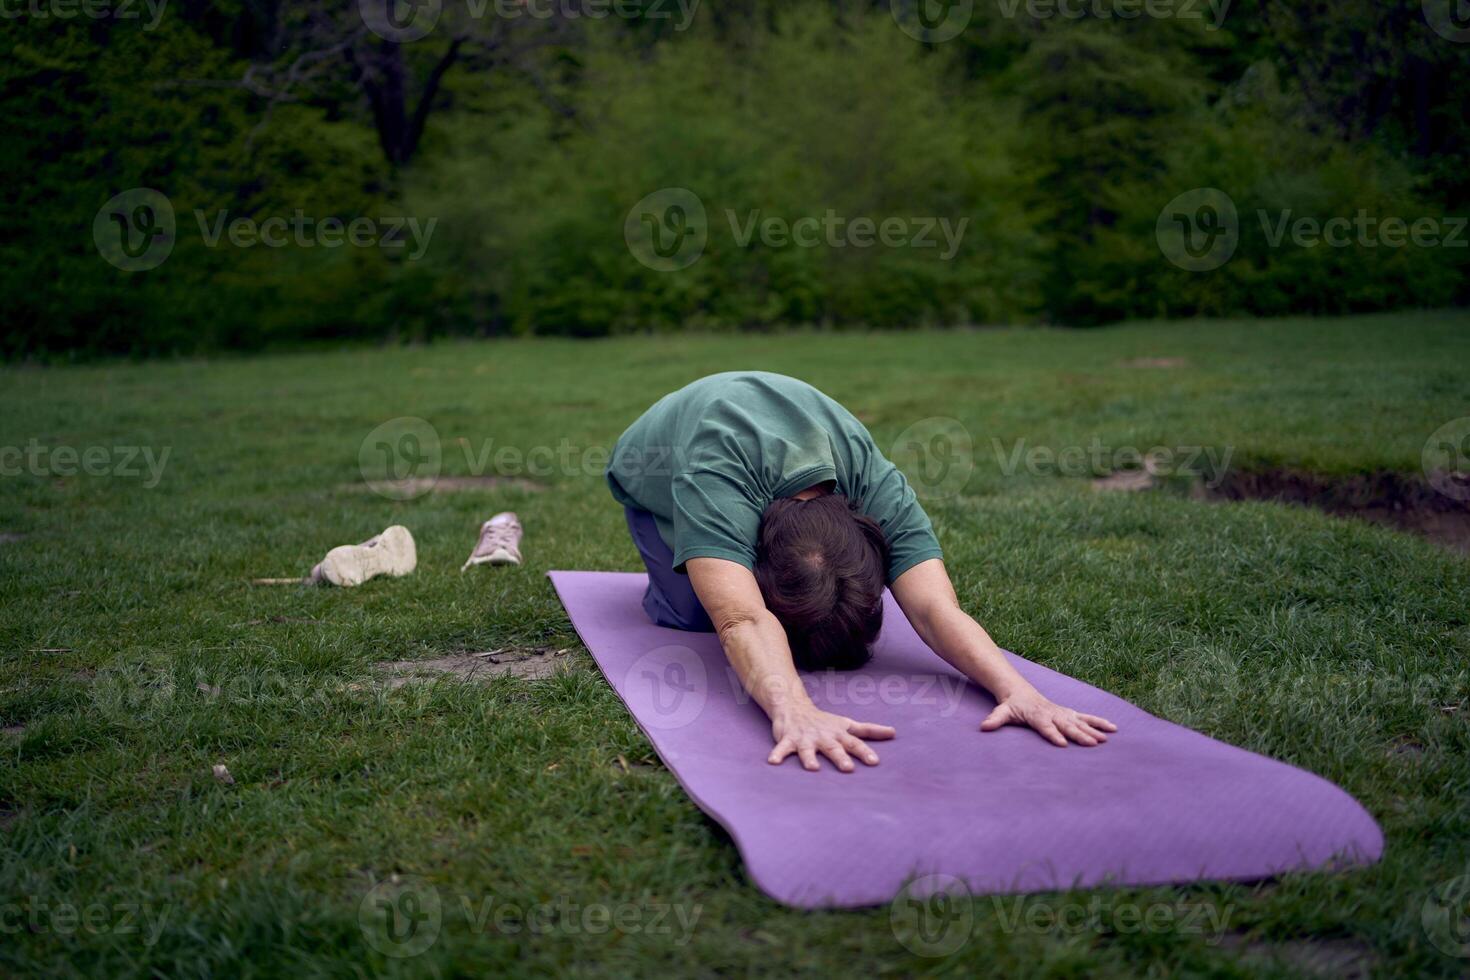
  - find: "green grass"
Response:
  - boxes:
[2,311,1468,978]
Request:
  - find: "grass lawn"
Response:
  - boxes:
[2,310,1468,977]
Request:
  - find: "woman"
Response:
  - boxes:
[607,371,1116,773]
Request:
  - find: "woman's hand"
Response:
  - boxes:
[769,703,896,772]
[980,690,1117,747]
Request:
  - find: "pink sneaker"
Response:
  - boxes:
[310,525,417,587]
[462,512,523,570]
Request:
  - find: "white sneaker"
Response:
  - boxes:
[311,525,417,587]
[462,512,523,570]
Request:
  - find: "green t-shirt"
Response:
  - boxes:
[606,371,942,582]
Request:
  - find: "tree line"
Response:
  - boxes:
[2,0,1466,357]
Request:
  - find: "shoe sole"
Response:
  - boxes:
[319,525,417,587]
[461,548,521,571]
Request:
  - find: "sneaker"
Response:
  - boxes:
[310,525,417,587]
[462,512,523,570]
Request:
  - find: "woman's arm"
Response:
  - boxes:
[890,558,1117,747]
[686,557,896,772]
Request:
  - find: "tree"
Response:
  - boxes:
[231,0,575,166]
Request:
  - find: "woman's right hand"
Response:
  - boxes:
[768,703,896,772]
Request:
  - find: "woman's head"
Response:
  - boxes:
[754,493,889,671]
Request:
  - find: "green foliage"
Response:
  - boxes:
[409,15,1044,334]
[0,13,400,358]
[1,0,1465,355]
[1064,61,1466,321]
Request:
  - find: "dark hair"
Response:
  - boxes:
[754,493,889,671]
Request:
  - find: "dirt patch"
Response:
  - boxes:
[377,646,572,687]
[1119,357,1189,369]
[1200,468,1470,554]
[612,754,662,774]
[341,475,544,495]
[1220,935,1376,978]
[1387,735,1424,758]
[229,616,320,627]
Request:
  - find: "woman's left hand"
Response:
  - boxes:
[980,690,1117,747]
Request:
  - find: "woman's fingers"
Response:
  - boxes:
[840,733,880,766]
[796,743,821,772]
[820,739,855,773]
[981,698,1116,747]
[846,721,896,741]
[979,703,1015,731]
[770,713,893,771]
[1060,718,1098,746]
[771,735,879,771]
[775,701,1112,767]
[1035,716,1068,747]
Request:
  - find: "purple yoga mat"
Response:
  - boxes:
[549,571,1383,908]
